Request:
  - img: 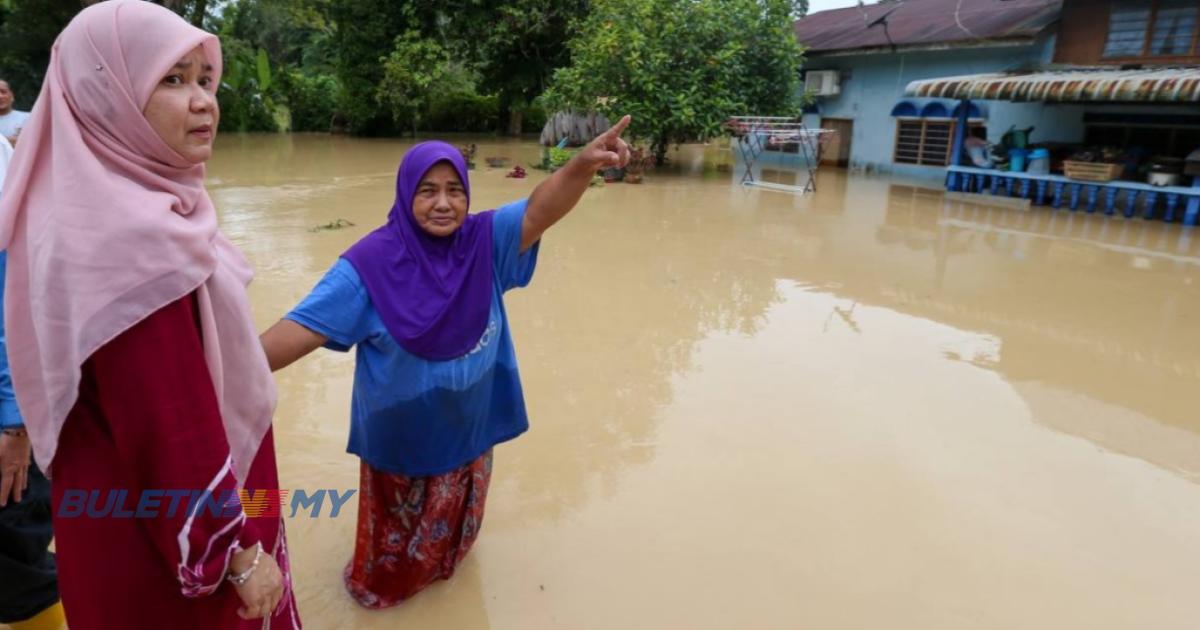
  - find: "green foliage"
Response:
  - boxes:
[453,0,586,134]
[276,70,339,132]
[544,0,804,162]
[220,0,335,70]
[0,0,803,141]
[325,0,580,135]
[377,31,456,136]
[218,39,279,132]
[217,0,340,132]
[155,0,212,27]
[328,0,409,135]
[256,48,272,92]
[380,48,500,133]
[213,0,330,132]
[425,92,500,133]
[548,147,576,170]
[0,0,78,109]
[385,0,586,135]
[517,100,548,133]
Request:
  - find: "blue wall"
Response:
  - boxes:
[801,36,1099,179]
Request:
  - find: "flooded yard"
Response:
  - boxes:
[206,133,1200,629]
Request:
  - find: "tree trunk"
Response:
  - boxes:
[190,0,208,26]
[506,109,523,136]
[653,137,669,166]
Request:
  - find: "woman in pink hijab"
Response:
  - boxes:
[0,1,299,627]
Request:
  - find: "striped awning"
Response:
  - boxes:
[905,67,1200,103]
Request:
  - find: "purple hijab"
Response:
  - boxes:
[342,141,495,360]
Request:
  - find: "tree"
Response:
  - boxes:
[463,0,584,135]
[0,0,218,110]
[543,0,804,164]
[0,0,80,108]
[219,0,334,71]
[149,0,210,27]
[402,1,586,135]
[376,31,455,137]
[480,0,587,135]
[327,0,410,134]
[217,0,339,132]
[218,0,583,136]
[218,40,279,131]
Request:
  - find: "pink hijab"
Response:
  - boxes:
[0,0,276,485]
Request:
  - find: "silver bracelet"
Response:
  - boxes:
[226,542,262,586]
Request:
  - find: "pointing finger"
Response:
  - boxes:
[605,115,631,140]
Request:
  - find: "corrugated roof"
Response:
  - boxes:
[794,0,1061,54]
[905,67,1200,102]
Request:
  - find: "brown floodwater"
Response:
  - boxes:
[203,133,1200,629]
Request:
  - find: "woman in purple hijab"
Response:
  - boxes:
[262,116,632,607]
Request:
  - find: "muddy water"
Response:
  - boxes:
[206,134,1200,629]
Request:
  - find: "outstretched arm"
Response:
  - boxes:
[521,115,631,252]
[260,320,327,372]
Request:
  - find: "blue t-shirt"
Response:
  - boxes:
[287,199,538,476]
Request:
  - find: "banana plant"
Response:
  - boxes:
[219,44,280,132]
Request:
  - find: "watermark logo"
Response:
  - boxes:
[57,488,356,519]
[240,489,290,518]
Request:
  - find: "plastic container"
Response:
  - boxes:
[1026,148,1050,175]
[1008,148,1029,173]
[1002,126,1033,150]
[1147,172,1180,187]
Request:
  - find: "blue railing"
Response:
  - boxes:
[945,166,1200,226]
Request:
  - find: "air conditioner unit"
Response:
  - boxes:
[805,70,841,96]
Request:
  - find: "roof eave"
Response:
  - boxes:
[804,36,1042,59]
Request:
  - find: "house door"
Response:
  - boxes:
[821,118,853,167]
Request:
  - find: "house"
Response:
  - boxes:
[794,0,1063,177]
[796,0,1200,224]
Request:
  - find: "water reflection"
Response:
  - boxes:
[498,164,798,525]
[868,183,1200,477]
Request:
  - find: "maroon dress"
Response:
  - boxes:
[49,294,300,629]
